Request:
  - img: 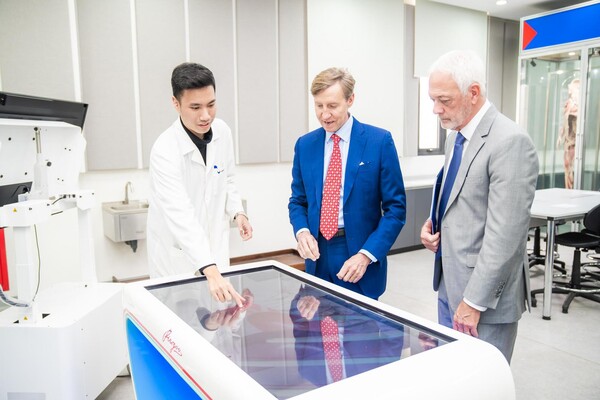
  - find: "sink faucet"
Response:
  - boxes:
[124,181,133,204]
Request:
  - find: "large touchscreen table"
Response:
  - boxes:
[124,261,514,399]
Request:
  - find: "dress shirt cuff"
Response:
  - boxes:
[295,228,310,238]
[198,264,217,275]
[359,249,377,264]
[233,211,248,221]
[463,297,487,312]
[199,313,219,331]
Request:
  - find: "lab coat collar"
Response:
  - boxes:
[174,119,221,165]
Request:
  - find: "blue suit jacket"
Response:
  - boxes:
[288,118,406,298]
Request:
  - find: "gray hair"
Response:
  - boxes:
[429,50,487,97]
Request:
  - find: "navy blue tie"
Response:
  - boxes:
[436,132,466,257]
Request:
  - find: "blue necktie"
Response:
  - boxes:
[436,132,466,240]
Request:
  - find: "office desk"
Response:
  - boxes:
[530,188,600,319]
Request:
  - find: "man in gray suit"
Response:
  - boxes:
[420,50,539,363]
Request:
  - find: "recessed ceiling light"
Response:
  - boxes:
[496,0,507,5]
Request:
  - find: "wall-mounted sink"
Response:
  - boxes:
[103,200,149,214]
[102,200,149,248]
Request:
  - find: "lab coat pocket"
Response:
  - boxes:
[168,245,191,273]
[212,164,226,176]
[210,164,227,197]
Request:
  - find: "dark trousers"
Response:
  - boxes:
[315,234,368,298]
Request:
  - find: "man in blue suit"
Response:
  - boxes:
[288,67,406,300]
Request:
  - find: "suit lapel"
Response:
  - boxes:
[446,105,497,209]
[311,130,326,206]
[343,120,367,205]
[431,167,444,232]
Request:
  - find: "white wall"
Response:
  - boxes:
[414,0,488,77]
[1,0,490,296]
[306,0,404,153]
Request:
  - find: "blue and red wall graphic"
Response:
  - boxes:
[522,2,600,51]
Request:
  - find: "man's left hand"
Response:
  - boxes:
[337,253,370,283]
[453,301,481,337]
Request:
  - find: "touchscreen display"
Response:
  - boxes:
[149,266,451,399]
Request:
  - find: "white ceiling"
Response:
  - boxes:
[429,0,589,21]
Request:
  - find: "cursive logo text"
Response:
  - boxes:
[162,329,183,356]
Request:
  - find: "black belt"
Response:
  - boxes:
[331,228,345,238]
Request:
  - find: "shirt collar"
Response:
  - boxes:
[181,117,213,144]
[454,100,490,141]
[326,114,353,143]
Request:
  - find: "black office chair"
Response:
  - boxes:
[528,226,567,273]
[531,203,600,313]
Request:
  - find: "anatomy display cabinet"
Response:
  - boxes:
[518,1,600,191]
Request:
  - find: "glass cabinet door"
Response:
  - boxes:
[581,48,600,191]
[520,51,581,189]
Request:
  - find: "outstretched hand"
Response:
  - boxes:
[203,265,245,307]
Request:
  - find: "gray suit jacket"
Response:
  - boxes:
[436,104,539,324]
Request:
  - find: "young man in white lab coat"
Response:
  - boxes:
[147,63,252,307]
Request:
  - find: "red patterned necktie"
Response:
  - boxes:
[320,134,342,240]
[320,316,343,382]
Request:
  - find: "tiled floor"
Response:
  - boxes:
[98,247,600,399]
[382,248,600,400]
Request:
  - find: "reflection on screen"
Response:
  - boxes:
[149,267,451,399]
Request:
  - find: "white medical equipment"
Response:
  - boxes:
[0,92,127,400]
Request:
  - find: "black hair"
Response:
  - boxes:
[171,62,216,100]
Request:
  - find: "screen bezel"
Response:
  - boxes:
[146,264,456,344]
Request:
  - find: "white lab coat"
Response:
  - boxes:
[147,118,244,278]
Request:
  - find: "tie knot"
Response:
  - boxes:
[332,134,341,145]
[455,132,466,146]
